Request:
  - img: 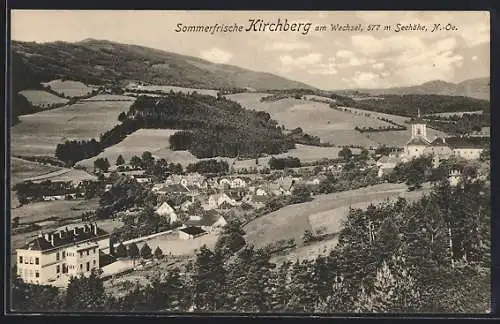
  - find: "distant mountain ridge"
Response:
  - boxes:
[12,39,315,92]
[337,78,490,101]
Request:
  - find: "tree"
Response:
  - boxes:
[192,246,227,311]
[359,148,370,162]
[115,243,127,258]
[118,112,127,123]
[12,216,20,229]
[302,229,314,243]
[116,154,125,166]
[94,157,111,172]
[339,147,353,162]
[290,184,312,204]
[140,243,152,259]
[11,277,63,312]
[130,156,142,169]
[214,220,246,257]
[154,246,163,260]
[65,269,106,311]
[128,243,140,265]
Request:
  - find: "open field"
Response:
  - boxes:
[18,90,68,107]
[11,157,63,185]
[76,128,199,169]
[11,198,100,225]
[211,144,361,171]
[229,93,449,148]
[11,96,135,156]
[135,231,219,256]
[82,94,136,101]
[425,111,484,117]
[23,168,98,184]
[41,79,94,98]
[127,84,218,97]
[244,183,431,249]
[304,95,337,102]
[228,93,390,147]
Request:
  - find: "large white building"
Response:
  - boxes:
[16,223,110,286]
[404,110,486,162]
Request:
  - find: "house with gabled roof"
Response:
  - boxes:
[207,192,238,209]
[155,202,178,224]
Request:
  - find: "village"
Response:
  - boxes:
[13,113,489,291]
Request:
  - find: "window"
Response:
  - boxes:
[79,251,83,257]
[93,248,96,254]
[62,263,66,273]
[56,252,60,261]
[56,265,60,274]
[86,262,90,271]
[80,264,83,271]
[29,257,33,264]
[86,250,89,256]
[35,257,39,265]
[19,256,23,264]
[62,251,65,258]
[93,260,96,266]
[35,272,39,278]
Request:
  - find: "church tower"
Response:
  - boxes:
[410,108,427,140]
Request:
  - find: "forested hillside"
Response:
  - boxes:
[12,39,314,91]
[12,178,490,313]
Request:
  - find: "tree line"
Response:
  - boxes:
[11,178,490,313]
[345,94,490,117]
[130,93,295,158]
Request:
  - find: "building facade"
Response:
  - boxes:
[16,223,110,286]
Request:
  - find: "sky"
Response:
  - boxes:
[11,10,490,90]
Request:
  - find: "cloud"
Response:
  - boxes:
[279,53,323,68]
[337,56,371,68]
[372,62,385,70]
[336,50,355,59]
[351,34,426,56]
[350,71,384,88]
[472,55,478,61]
[200,47,233,64]
[266,41,311,51]
[308,62,338,75]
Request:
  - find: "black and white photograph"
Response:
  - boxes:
[8,10,491,314]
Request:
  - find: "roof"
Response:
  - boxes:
[185,211,224,227]
[209,192,230,200]
[180,226,207,235]
[377,156,399,164]
[21,223,109,252]
[156,202,176,215]
[165,184,189,193]
[431,137,448,146]
[406,137,431,146]
[445,136,489,149]
[409,117,427,124]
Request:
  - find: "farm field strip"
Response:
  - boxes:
[76,128,199,168]
[18,90,69,107]
[127,85,218,97]
[11,97,135,156]
[244,183,430,249]
[41,79,94,98]
[11,157,64,185]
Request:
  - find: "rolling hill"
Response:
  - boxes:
[337,77,490,101]
[12,39,315,93]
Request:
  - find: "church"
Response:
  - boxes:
[403,109,485,162]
